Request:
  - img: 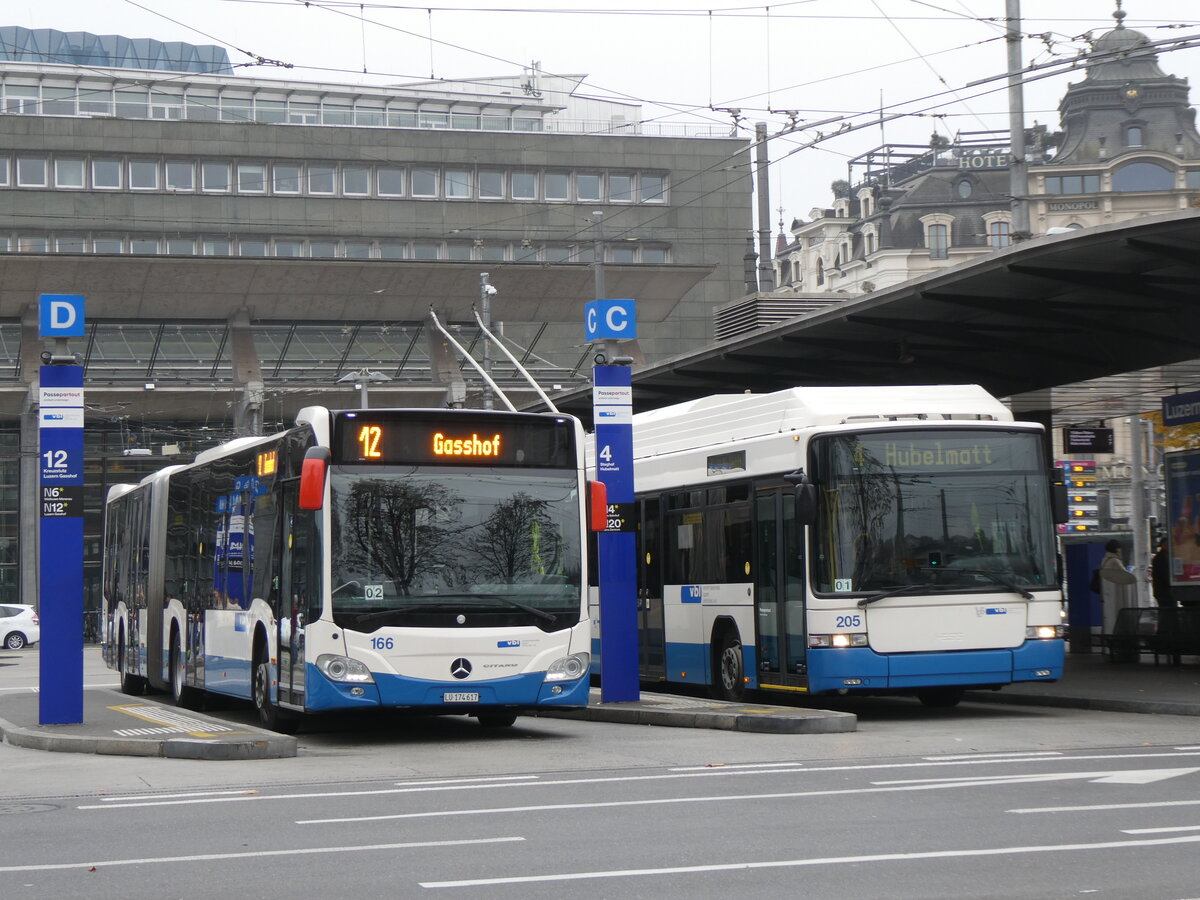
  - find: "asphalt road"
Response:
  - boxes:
[3,650,1200,898]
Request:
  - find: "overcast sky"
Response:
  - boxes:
[13,1,1200,232]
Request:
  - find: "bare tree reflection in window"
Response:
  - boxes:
[337,479,459,595]
[467,492,558,583]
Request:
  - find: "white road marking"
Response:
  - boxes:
[1011,799,1200,814]
[923,752,1063,761]
[80,751,1200,811]
[0,837,524,874]
[396,776,540,787]
[670,762,812,771]
[874,768,1200,788]
[1121,825,1200,834]
[294,767,1199,825]
[418,834,1200,889]
[100,790,259,803]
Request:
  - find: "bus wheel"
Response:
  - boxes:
[476,711,518,728]
[916,687,965,708]
[118,630,146,696]
[253,659,298,733]
[712,631,746,702]
[170,632,202,710]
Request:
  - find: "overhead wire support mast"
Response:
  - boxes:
[427,308,517,412]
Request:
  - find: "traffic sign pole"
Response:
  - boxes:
[37,293,85,725]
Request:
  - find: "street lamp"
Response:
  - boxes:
[336,367,392,409]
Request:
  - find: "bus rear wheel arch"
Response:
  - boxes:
[117,622,146,696]
[711,624,746,702]
[169,626,203,709]
[253,631,298,733]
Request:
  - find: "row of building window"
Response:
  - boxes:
[0,233,670,264]
[0,153,668,204]
[1044,164,1200,195]
[0,79,547,132]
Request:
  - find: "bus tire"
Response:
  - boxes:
[253,658,298,733]
[170,631,202,710]
[916,686,965,708]
[712,629,746,702]
[476,710,518,728]
[118,628,146,696]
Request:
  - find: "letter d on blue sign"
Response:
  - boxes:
[39,294,86,338]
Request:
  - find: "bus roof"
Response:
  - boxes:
[630,385,1015,458]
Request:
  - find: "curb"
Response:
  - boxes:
[965,690,1200,718]
[539,705,857,734]
[0,714,297,759]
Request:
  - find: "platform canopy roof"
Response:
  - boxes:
[549,211,1200,428]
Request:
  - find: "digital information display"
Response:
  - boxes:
[333,412,576,468]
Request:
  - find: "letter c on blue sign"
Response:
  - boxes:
[584,299,637,341]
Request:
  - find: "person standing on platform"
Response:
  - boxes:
[1099,539,1138,636]
[1151,542,1176,608]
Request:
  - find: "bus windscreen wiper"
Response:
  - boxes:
[470,594,558,624]
[857,583,935,609]
[950,568,1034,599]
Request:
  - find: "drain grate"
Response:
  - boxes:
[0,802,60,815]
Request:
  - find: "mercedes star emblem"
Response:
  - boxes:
[450,658,472,679]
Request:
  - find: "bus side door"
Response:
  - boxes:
[754,485,808,686]
[638,498,665,682]
[278,481,317,708]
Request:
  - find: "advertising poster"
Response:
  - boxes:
[1165,448,1200,585]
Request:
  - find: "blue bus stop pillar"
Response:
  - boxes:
[38,364,85,724]
[593,364,639,702]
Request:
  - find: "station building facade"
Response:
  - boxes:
[0,26,751,611]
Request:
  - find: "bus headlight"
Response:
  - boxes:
[544,652,590,682]
[316,654,375,683]
[1025,625,1064,640]
[809,633,868,649]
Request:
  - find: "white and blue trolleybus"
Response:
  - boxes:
[103,405,601,729]
[589,384,1067,707]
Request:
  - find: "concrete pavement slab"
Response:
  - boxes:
[0,686,297,759]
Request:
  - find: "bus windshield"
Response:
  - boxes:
[810,428,1057,594]
[329,466,582,631]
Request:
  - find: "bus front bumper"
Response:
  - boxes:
[805,640,1064,695]
[303,664,591,711]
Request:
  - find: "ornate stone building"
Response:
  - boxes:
[765,9,1200,305]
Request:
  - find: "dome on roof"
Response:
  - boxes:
[1086,6,1165,81]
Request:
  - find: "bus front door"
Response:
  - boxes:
[277,482,316,708]
[638,499,665,683]
[754,486,808,689]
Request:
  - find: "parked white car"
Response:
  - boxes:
[0,604,40,650]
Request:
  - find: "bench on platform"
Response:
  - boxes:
[1101,607,1200,664]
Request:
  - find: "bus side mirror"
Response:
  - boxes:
[587,480,608,532]
[785,468,818,527]
[299,447,331,510]
[1051,480,1068,525]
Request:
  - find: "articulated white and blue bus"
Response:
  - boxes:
[102,406,601,730]
[589,385,1066,707]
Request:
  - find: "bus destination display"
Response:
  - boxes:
[334,412,576,467]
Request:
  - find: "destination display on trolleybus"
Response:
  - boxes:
[334,411,577,467]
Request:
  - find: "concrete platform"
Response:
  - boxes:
[0,685,297,759]
[538,688,858,733]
